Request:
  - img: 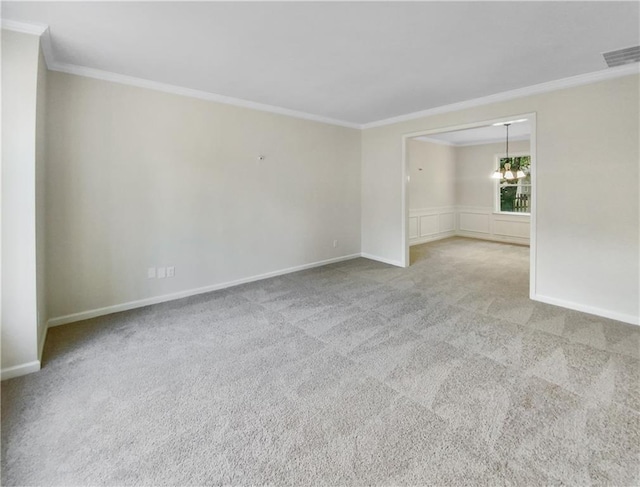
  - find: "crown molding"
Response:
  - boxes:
[455,134,531,147]
[415,134,530,147]
[2,19,55,70]
[49,62,361,129]
[1,19,48,36]
[2,20,359,128]
[39,27,55,69]
[3,19,639,131]
[361,63,640,129]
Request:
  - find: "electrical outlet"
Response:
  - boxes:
[333,239,338,248]
[147,267,156,279]
[157,267,166,279]
[167,266,175,278]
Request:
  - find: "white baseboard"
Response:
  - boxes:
[532,293,639,326]
[47,253,361,328]
[456,230,530,247]
[1,361,41,381]
[360,252,404,267]
[409,232,456,247]
[2,324,49,381]
[42,247,637,336]
[38,322,49,361]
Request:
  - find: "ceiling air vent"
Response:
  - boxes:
[603,46,640,68]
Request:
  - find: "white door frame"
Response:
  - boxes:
[400,112,538,300]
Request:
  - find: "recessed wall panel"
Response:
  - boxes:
[493,219,530,238]
[419,214,439,236]
[439,212,455,232]
[409,217,419,238]
[459,212,490,234]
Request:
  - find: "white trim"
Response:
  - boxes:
[409,232,456,247]
[49,62,640,131]
[401,112,537,297]
[1,19,48,36]
[1,361,41,381]
[528,113,538,300]
[463,206,496,216]
[48,63,361,129]
[47,253,361,327]
[362,64,639,129]
[409,206,457,217]
[360,253,404,267]
[39,26,55,69]
[38,322,49,361]
[409,206,529,246]
[455,135,530,147]
[402,114,536,144]
[2,21,56,70]
[493,211,530,217]
[1,21,356,128]
[456,205,493,215]
[533,294,639,326]
[456,231,529,247]
[415,134,530,147]
[408,207,456,244]
[4,20,639,131]
[401,134,410,267]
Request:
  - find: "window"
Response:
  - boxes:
[496,155,531,214]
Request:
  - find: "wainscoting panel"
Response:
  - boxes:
[410,206,530,246]
[457,206,530,245]
[419,214,439,237]
[409,207,456,246]
[493,217,530,239]
[439,212,455,232]
[459,212,490,234]
[409,217,419,239]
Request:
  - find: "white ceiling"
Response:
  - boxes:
[418,121,531,146]
[3,1,639,125]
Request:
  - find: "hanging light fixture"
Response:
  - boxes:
[503,162,515,180]
[491,122,526,180]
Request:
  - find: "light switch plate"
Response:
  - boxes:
[147,267,156,279]
[157,267,166,279]
[167,266,175,278]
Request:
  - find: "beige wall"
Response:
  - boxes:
[456,139,530,209]
[1,30,42,375]
[408,138,530,211]
[362,74,639,323]
[46,72,362,320]
[408,139,456,210]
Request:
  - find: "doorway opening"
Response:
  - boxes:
[401,114,537,299]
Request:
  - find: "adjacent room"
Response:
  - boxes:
[2,2,639,485]
[406,119,532,250]
[405,118,533,316]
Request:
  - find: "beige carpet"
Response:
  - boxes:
[2,237,639,485]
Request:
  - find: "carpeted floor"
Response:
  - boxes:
[2,237,639,486]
